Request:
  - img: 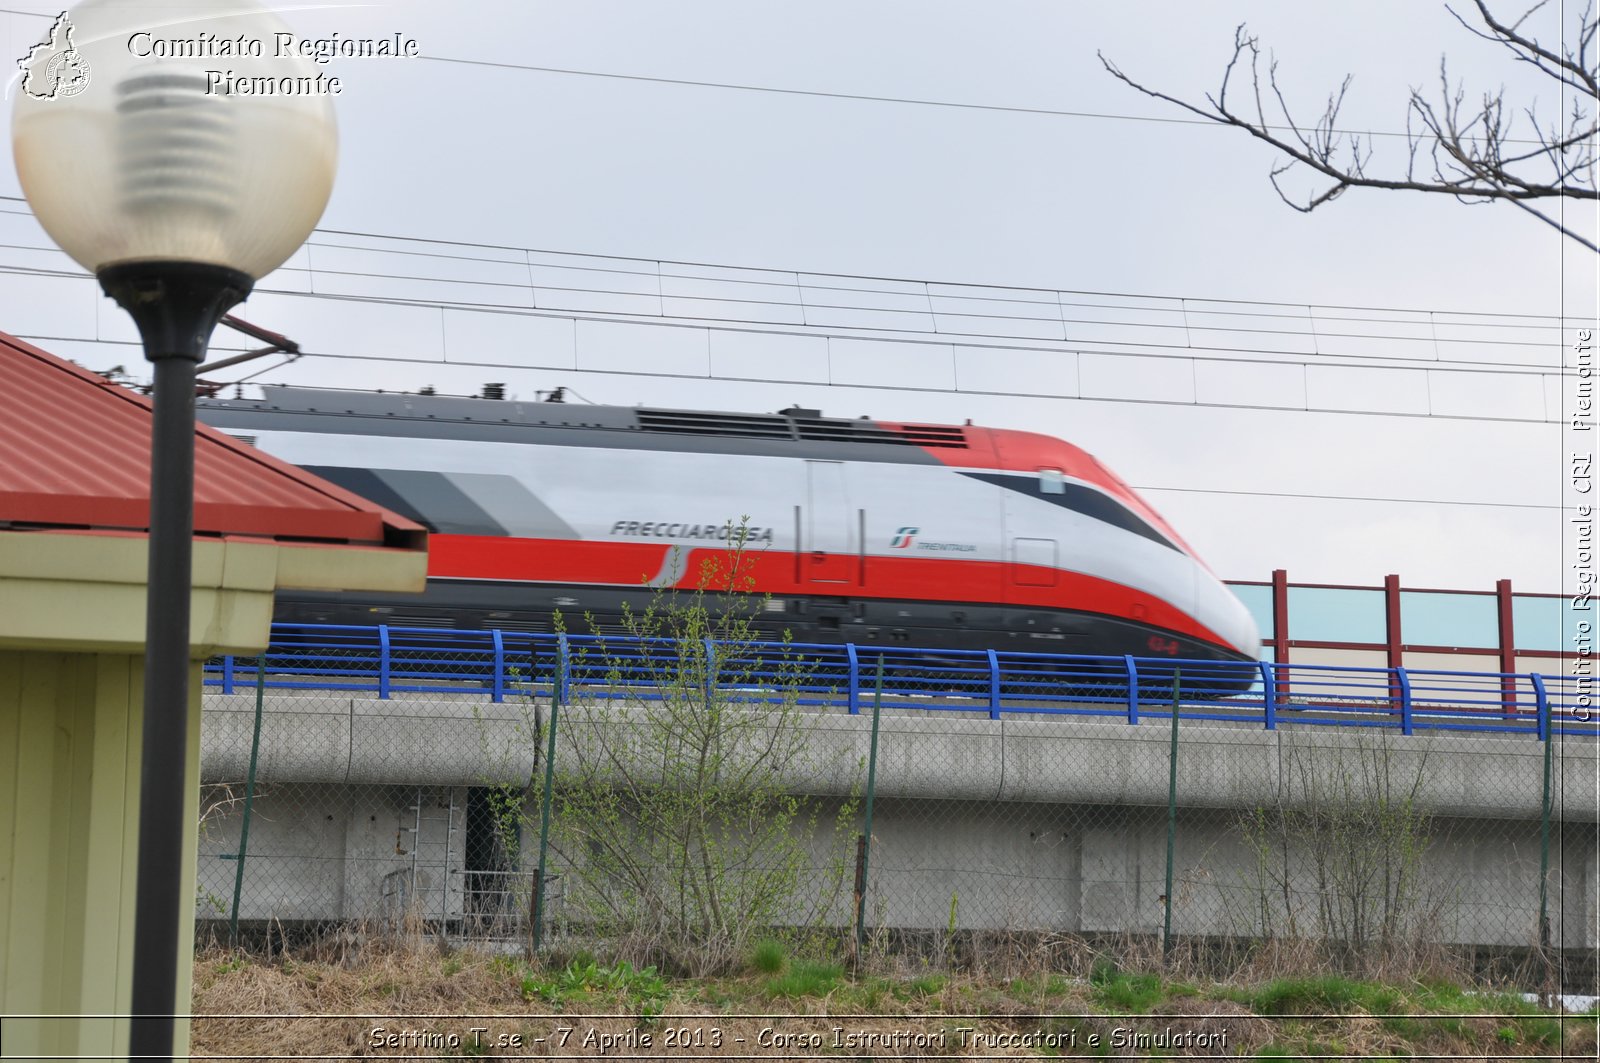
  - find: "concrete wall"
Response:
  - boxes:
[196,691,1599,950]
[200,691,1598,818]
[197,783,466,927]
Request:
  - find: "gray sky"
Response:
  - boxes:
[2,0,1596,593]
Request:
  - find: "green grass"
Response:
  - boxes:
[1087,967,1164,1014]
[749,939,786,974]
[1248,975,1400,1015]
[1378,1014,1427,1040]
[764,961,843,999]
[844,976,890,1010]
[1009,973,1070,998]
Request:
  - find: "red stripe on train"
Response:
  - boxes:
[428,534,1237,652]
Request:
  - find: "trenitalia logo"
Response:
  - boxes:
[890,526,977,552]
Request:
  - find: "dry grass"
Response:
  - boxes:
[189,937,1599,1062]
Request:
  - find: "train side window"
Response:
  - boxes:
[1039,468,1065,494]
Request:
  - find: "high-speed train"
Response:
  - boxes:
[196,387,1261,664]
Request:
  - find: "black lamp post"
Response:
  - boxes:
[11,3,336,1059]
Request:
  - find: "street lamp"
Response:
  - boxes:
[12,1,335,1058]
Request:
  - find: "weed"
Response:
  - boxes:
[852,977,888,1010]
[1514,1015,1563,1046]
[749,939,786,975]
[1090,970,1164,1014]
[518,972,557,1005]
[1249,975,1399,1015]
[765,961,843,999]
[1379,1014,1425,1040]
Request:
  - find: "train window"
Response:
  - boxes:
[1039,468,1065,494]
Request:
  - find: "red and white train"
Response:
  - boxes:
[197,387,1260,664]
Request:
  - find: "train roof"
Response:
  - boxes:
[200,386,973,451]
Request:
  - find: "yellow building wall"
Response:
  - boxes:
[0,651,200,1060]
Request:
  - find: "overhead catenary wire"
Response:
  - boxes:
[0,253,1576,381]
[0,192,1586,328]
[31,333,1544,429]
[0,206,1575,437]
[2,281,1575,418]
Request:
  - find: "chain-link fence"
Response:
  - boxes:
[195,626,1599,988]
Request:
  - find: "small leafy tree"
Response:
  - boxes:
[1235,734,1448,976]
[487,522,860,974]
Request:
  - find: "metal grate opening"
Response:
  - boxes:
[636,410,793,439]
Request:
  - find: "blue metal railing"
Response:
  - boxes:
[202,623,1600,739]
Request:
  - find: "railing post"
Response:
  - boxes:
[1396,667,1413,736]
[845,643,860,715]
[1270,568,1290,701]
[221,654,234,695]
[1496,578,1517,719]
[1124,654,1140,725]
[1259,661,1277,730]
[1385,574,1404,714]
[1531,673,1550,742]
[491,628,505,704]
[986,649,1001,720]
[377,624,391,700]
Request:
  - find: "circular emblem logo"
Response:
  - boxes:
[44,48,90,97]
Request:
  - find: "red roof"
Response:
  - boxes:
[0,332,425,546]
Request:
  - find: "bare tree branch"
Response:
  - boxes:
[1099,2,1599,251]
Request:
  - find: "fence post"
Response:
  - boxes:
[986,649,1001,721]
[491,628,505,703]
[854,655,884,964]
[845,643,860,715]
[1259,661,1277,730]
[221,654,234,695]
[377,624,391,700]
[1536,674,1554,968]
[1396,668,1413,736]
[1162,668,1180,961]
[227,658,267,948]
[1124,655,1140,725]
[531,638,565,955]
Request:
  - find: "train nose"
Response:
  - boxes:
[1195,575,1262,660]
[1222,590,1263,659]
